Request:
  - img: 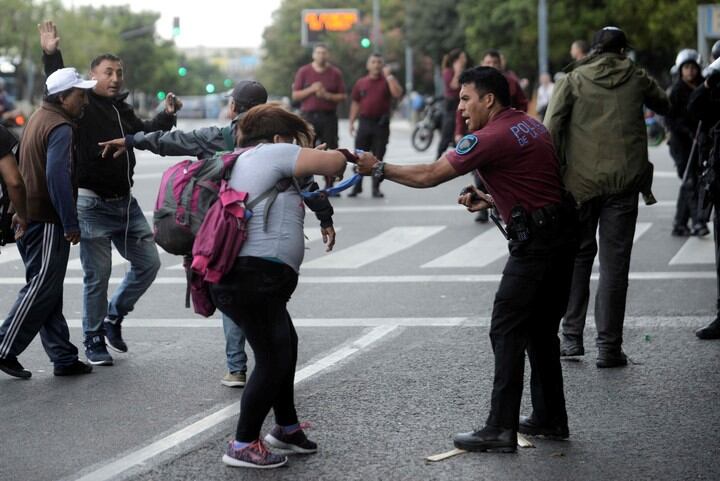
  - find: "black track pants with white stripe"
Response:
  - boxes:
[0,222,79,366]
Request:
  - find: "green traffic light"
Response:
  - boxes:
[156,91,166,101]
[178,67,187,77]
[360,37,371,48]
[224,79,233,88]
[172,27,181,37]
[206,83,216,94]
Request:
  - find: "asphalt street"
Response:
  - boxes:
[0,118,718,481]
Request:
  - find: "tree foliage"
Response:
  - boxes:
[0,0,226,103]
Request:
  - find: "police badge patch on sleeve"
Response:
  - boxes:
[455,134,478,155]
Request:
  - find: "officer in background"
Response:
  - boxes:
[292,44,347,193]
[347,53,403,198]
[356,66,578,452]
[689,55,720,339]
[666,49,708,237]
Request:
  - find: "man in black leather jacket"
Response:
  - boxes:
[39,21,178,365]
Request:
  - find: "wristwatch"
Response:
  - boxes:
[372,161,385,182]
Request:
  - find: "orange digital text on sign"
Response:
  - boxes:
[304,11,358,32]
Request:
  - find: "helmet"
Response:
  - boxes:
[675,48,701,69]
[712,40,720,61]
[671,48,701,75]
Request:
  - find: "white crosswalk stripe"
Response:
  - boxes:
[421,228,507,268]
[1,222,717,276]
[165,227,342,270]
[303,226,446,269]
[669,223,715,265]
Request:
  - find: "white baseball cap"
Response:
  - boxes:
[46,67,97,95]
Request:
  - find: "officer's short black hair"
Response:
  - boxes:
[459,66,510,107]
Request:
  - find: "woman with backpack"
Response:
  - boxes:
[210,104,351,469]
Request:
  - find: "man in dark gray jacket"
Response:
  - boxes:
[99,80,337,388]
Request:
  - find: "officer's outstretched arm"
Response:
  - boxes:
[356,153,458,188]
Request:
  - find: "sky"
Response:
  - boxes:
[61,0,283,49]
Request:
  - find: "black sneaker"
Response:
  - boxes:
[519,415,569,439]
[696,317,720,340]
[104,317,127,353]
[453,426,517,453]
[671,225,691,237]
[0,357,31,379]
[54,360,93,376]
[264,424,317,454]
[691,223,710,237]
[596,350,628,368]
[84,334,114,366]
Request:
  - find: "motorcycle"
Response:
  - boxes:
[411,96,443,152]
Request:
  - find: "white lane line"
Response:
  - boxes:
[0,244,22,265]
[669,224,715,265]
[303,226,446,269]
[71,324,398,481]
[0,271,715,285]
[422,229,507,268]
[60,316,708,329]
[63,317,465,328]
[595,222,652,267]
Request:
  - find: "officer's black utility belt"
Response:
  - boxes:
[505,201,574,242]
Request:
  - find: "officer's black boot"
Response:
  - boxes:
[453,426,517,452]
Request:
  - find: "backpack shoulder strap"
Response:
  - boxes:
[220,125,235,151]
[246,178,296,232]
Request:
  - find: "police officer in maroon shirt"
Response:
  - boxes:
[292,44,347,192]
[348,53,403,198]
[356,66,578,453]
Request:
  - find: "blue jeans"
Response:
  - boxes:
[77,195,161,336]
[0,223,79,367]
[223,314,247,373]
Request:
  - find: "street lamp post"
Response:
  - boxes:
[538,0,549,77]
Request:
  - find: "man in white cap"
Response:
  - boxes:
[0,67,96,379]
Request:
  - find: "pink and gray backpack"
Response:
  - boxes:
[153,148,293,316]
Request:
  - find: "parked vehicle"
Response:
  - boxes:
[411,96,443,152]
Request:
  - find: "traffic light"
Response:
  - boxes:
[360,37,371,48]
[178,66,187,77]
[223,78,233,88]
[156,91,167,101]
[205,83,216,94]
[172,17,180,37]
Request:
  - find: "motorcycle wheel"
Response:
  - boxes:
[411,124,434,152]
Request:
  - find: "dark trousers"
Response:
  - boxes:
[352,116,389,194]
[669,138,705,228]
[487,229,577,430]
[0,222,78,366]
[562,191,638,355]
[210,257,300,442]
[303,111,339,189]
[436,98,459,159]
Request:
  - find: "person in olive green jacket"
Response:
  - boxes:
[543,27,670,368]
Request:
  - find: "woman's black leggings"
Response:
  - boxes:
[209,257,300,442]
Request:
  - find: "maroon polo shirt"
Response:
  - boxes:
[293,63,346,113]
[351,75,392,119]
[446,108,562,222]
